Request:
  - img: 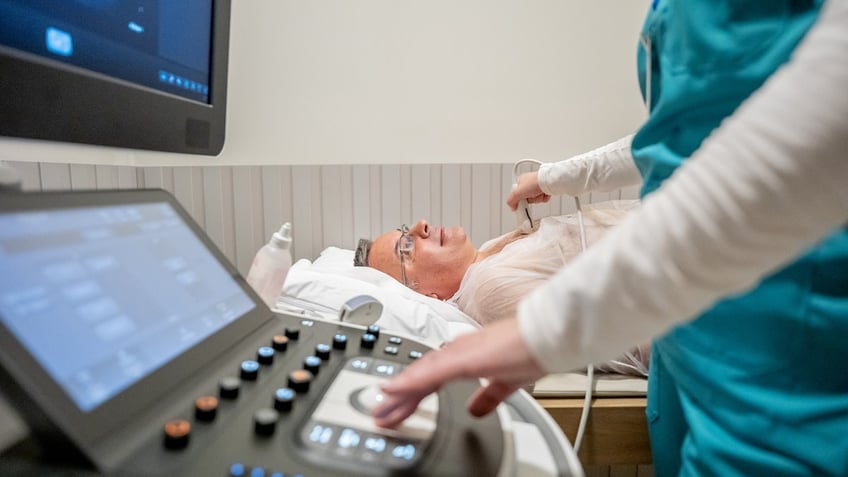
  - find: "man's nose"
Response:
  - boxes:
[410,219,430,237]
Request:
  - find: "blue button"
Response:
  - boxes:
[275,387,294,400]
[373,362,397,376]
[388,336,402,345]
[250,467,265,477]
[304,356,320,367]
[337,428,362,449]
[391,443,417,461]
[409,350,423,360]
[307,424,334,444]
[347,357,372,372]
[229,463,246,477]
[242,360,260,372]
[364,436,387,453]
[270,473,284,477]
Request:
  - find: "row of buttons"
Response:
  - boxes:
[302,421,421,467]
[228,462,303,477]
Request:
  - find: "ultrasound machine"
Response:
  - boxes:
[0,189,582,476]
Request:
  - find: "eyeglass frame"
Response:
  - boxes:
[396,224,415,287]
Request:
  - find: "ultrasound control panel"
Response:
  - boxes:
[120,315,503,477]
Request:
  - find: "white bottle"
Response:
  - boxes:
[246,222,293,308]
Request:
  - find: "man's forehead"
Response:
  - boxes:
[372,231,402,265]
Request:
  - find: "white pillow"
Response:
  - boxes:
[278,247,480,346]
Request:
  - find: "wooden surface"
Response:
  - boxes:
[537,397,652,466]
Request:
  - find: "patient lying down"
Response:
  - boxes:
[354,200,649,377]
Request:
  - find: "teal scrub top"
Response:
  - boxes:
[632,1,848,475]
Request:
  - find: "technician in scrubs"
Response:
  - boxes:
[373,1,848,475]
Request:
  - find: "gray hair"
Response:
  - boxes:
[353,238,372,267]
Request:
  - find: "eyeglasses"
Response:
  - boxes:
[397,224,415,287]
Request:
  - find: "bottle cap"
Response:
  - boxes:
[271,223,292,249]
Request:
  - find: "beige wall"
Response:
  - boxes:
[0,0,648,167]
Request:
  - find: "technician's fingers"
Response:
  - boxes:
[373,319,545,428]
[371,341,468,428]
[372,392,429,429]
[467,380,521,417]
[527,193,551,205]
[507,172,543,210]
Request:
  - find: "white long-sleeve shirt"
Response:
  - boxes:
[518,0,848,374]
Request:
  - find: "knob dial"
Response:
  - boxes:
[240,360,260,381]
[254,408,279,436]
[303,355,321,375]
[257,346,275,365]
[273,387,295,412]
[219,376,240,400]
[163,419,191,450]
[194,396,219,422]
[315,343,331,360]
[332,333,348,350]
[288,369,313,393]
[361,333,377,349]
[271,334,289,351]
[284,327,300,340]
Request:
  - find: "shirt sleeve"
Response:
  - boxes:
[517,0,848,373]
[537,134,642,196]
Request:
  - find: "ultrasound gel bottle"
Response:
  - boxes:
[246,222,293,308]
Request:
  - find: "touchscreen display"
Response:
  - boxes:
[0,202,255,412]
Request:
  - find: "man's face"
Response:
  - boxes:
[368,219,477,300]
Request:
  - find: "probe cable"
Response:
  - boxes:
[512,159,594,456]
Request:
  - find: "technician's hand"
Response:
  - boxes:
[372,318,547,428]
[507,171,550,211]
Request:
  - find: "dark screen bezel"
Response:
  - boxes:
[0,0,230,156]
[0,189,271,447]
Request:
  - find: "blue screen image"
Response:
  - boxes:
[0,0,214,103]
[0,202,255,412]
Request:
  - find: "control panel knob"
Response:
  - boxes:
[288,369,313,394]
[361,333,377,349]
[284,327,300,340]
[303,355,321,375]
[194,396,219,422]
[253,408,279,436]
[367,324,380,338]
[219,376,240,400]
[240,360,260,381]
[256,346,275,365]
[163,419,191,450]
[315,343,331,360]
[332,333,348,350]
[271,334,289,351]
[273,387,295,412]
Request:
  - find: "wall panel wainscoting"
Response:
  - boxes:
[7,161,640,276]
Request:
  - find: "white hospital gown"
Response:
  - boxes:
[451,200,650,377]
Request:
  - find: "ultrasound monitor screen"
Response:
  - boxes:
[0,202,255,412]
[0,0,213,104]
